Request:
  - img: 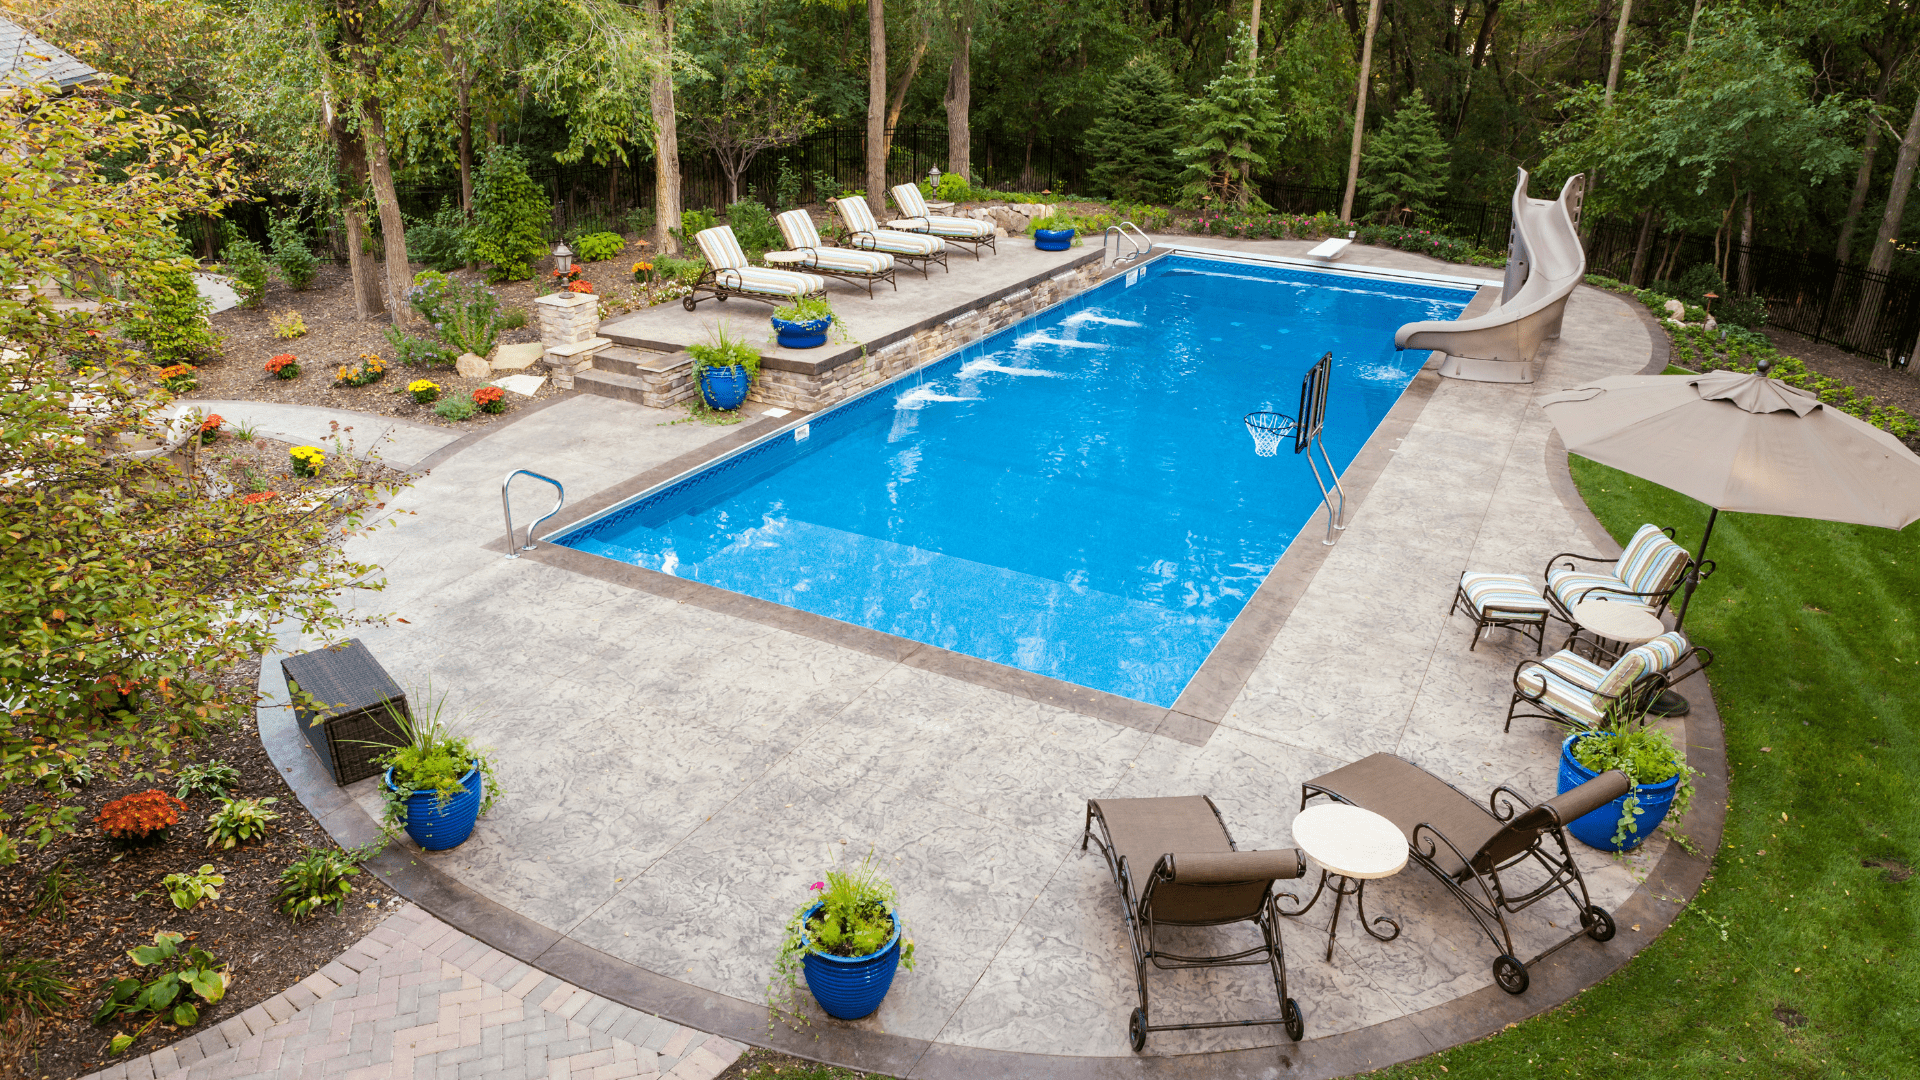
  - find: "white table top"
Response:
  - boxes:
[1292,803,1407,879]
[761,251,807,265]
[1571,599,1665,644]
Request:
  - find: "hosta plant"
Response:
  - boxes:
[160,864,224,909]
[93,932,229,1054]
[204,795,278,849]
[277,845,372,920]
[174,759,240,801]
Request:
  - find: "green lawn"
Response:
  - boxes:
[1374,457,1918,1078]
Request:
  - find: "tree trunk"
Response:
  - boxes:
[357,98,413,322]
[1453,0,1498,135]
[883,24,929,158]
[1838,56,1901,265]
[1737,190,1753,294]
[433,21,474,214]
[1238,0,1262,195]
[1628,208,1656,287]
[1340,0,1383,222]
[1603,0,1632,107]
[647,0,681,255]
[329,117,386,320]
[944,8,971,181]
[866,0,888,215]
[1867,88,1920,276]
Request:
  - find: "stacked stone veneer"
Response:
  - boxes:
[535,292,612,390]
[598,259,1107,413]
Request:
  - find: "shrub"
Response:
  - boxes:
[266,213,318,291]
[1085,57,1183,203]
[93,932,228,1052]
[289,445,325,477]
[408,379,441,405]
[936,170,970,203]
[124,267,217,365]
[775,158,805,209]
[472,386,507,414]
[277,846,367,920]
[406,197,472,273]
[724,201,781,251]
[204,796,278,849]
[500,306,529,330]
[268,309,306,339]
[335,352,386,387]
[161,864,224,909]
[673,208,718,249]
[406,270,455,325]
[264,353,300,379]
[572,231,625,262]
[654,253,707,287]
[220,225,269,308]
[385,326,456,367]
[1714,293,1768,330]
[434,396,476,421]
[436,280,506,357]
[471,146,551,282]
[96,790,186,843]
[174,759,241,801]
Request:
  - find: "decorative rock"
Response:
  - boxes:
[455,352,491,379]
[491,342,546,372]
[492,374,546,397]
[1703,315,1718,333]
[1663,298,1685,321]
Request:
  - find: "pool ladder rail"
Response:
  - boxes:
[501,469,565,558]
[1103,222,1153,268]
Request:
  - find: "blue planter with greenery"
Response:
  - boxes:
[1034,228,1076,251]
[771,315,831,350]
[383,763,482,851]
[799,902,902,1020]
[698,365,751,410]
[1557,733,1680,852]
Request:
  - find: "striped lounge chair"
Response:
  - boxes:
[1451,572,1551,654]
[1506,631,1710,732]
[1542,523,1697,624]
[830,197,948,277]
[686,225,827,312]
[773,210,897,297]
[888,184,996,258]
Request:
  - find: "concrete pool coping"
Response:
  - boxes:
[265,250,1727,1078]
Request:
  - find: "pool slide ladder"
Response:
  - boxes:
[1103,222,1153,268]
[501,469,565,557]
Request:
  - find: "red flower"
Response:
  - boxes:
[472,386,504,405]
[241,491,278,504]
[199,414,224,433]
[567,280,595,294]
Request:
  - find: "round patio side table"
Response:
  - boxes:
[761,251,808,266]
[1568,598,1665,664]
[1278,803,1408,963]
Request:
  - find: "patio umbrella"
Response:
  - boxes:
[1538,363,1920,629]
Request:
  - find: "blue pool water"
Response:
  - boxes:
[557,255,1471,706]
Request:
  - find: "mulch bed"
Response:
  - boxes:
[1763,327,1920,423]
[0,675,399,1080]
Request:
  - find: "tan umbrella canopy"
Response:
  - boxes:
[1539,365,1920,626]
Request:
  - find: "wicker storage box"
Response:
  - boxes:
[280,638,410,786]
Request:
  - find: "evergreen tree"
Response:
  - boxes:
[470,146,552,283]
[1357,91,1450,223]
[1173,24,1286,211]
[1085,56,1183,203]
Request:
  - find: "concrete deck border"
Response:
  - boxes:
[264,259,1728,1079]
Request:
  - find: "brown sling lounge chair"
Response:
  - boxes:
[1083,796,1308,1051]
[1300,755,1630,995]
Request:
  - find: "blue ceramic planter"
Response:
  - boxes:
[698,364,751,411]
[1034,228,1076,251]
[799,902,902,1020]
[772,315,831,350]
[1557,733,1680,851]
[383,763,482,851]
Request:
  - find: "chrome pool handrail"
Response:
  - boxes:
[1104,222,1152,268]
[501,469,565,557]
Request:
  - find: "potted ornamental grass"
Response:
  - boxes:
[1030,213,1078,251]
[357,693,504,851]
[1557,700,1697,852]
[769,853,915,1025]
[768,296,847,350]
[687,323,760,411]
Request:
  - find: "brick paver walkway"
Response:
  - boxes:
[86,905,744,1080]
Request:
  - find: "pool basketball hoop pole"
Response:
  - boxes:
[1245,353,1347,545]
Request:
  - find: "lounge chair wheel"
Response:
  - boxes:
[682,295,696,311]
[1492,954,1530,995]
[1582,904,1616,942]
[1128,1008,1147,1052]
[1283,997,1305,1042]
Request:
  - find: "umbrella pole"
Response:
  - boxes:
[1673,507,1719,632]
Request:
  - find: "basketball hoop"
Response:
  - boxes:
[1243,412,1296,457]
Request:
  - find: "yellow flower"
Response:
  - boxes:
[408,379,439,393]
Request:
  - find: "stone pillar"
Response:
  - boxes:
[533,292,611,389]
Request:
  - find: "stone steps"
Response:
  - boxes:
[573,367,651,404]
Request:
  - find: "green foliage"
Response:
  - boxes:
[434,396,477,421]
[1570,725,1697,848]
[27,857,88,921]
[1085,56,1183,203]
[406,270,454,325]
[436,280,506,358]
[362,693,503,832]
[160,863,225,909]
[936,170,971,203]
[500,306,529,331]
[173,759,240,801]
[687,322,761,386]
[219,224,269,308]
[0,955,76,1025]
[724,201,781,252]
[1358,90,1450,222]
[774,158,804,210]
[93,931,228,1053]
[277,844,372,920]
[674,208,719,249]
[124,266,217,365]
[38,753,93,794]
[768,852,914,1030]
[769,296,851,343]
[572,231,626,262]
[385,326,457,367]
[204,795,277,849]
[624,206,656,237]
[471,146,551,283]
[265,213,317,291]
[1174,24,1284,211]
[654,254,708,288]
[406,198,472,274]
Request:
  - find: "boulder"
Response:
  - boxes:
[1663,298,1686,321]
[455,352,491,379]
[491,342,546,371]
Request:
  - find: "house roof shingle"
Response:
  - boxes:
[1,16,106,91]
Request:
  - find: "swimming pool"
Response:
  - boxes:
[555,254,1473,706]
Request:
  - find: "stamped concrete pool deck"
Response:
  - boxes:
[263,240,1725,1078]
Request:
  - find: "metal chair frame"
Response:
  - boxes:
[1081,798,1305,1052]
[1540,525,1711,624]
[1449,578,1549,655]
[1505,645,1713,732]
[681,268,827,312]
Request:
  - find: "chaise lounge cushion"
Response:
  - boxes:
[693,226,826,296]
[1088,796,1296,924]
[1548,524,1690,612]
[834,198,947,256]
[890,184,995,238]
[774,210,895,274]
